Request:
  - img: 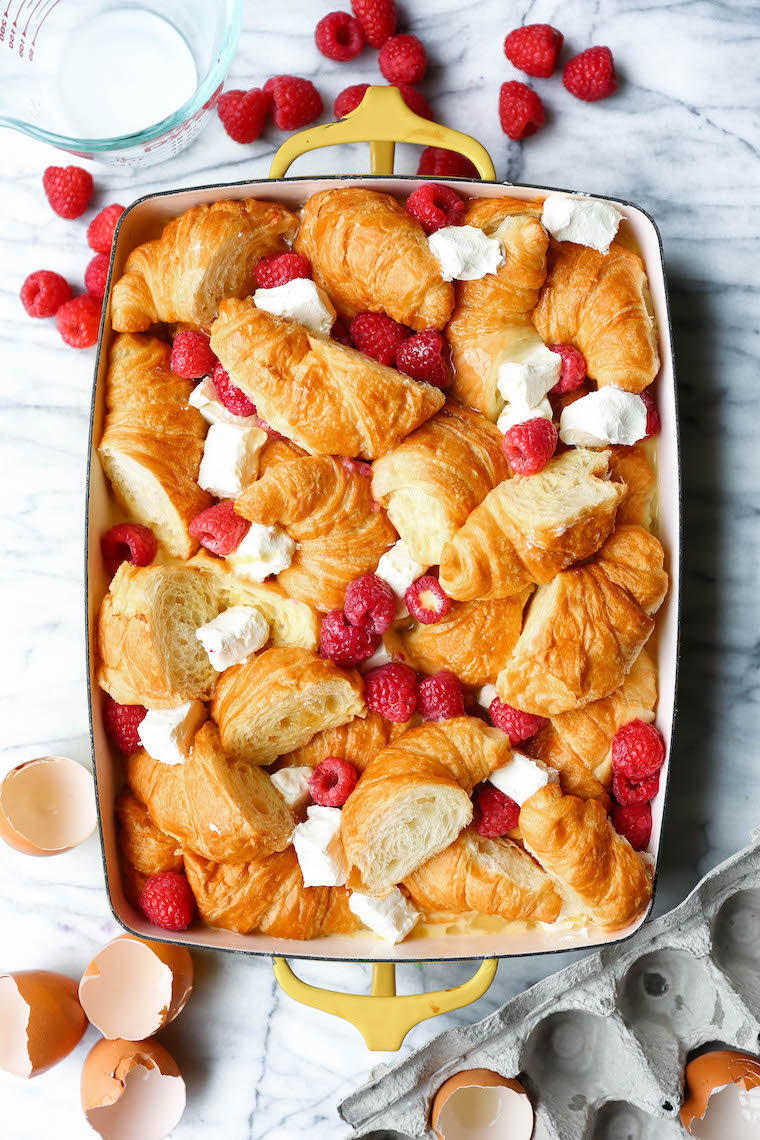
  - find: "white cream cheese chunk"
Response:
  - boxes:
[477,683,498,709]
[428,224,506,281]
[188,377,252,427]
[137,701,206,766]
[253,278,337,336]
[293,805,346,887]
[348,888,420,944]
[489,751,555,806]
[496,343,562,408]
[559,386,647,448]
[225,521,295,582]
[197,422,266,499]
[271,767,312,812]
[496,396,553,435]
[541,192,624,255]
[195,605,269,671]
[375,539,427,618]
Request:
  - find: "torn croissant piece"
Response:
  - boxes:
[439,449,627,601]
[274,711,412,773]
[234,455,396,611]
[211,647,366,766]
[519,784,653,930]
[371,402,508,565]
[341,717,510,895]
[532,239,660,394]
[608,444,656,530]
[116,790,183,878]
[110,197,298,332]
[294,187,455,330]
[98,334,212,559]
[209,299,444,459]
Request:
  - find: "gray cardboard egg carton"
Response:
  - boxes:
[340,833,760,1140]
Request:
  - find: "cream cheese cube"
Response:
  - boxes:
[197,422,266,499]
[293,805,347,887]
[348,888,420,944]
[137,701,206,766]
[375,540,427,618]
[496,396,553,435]
[489,751,553,806]
[428,225,505,281]
[541,193,623,255]
[559,387,647,448]
[225,521,295,582]
[271,768,312,812]
[253,278,337,336]
[188,377,252,427]
[496,344,562,408]
[195,605,269,671]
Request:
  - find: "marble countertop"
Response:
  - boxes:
[1,1,759,1136]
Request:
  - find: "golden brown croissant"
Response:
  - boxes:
[608,444,656,529]
[596,524,668,615]
[532,240,660,393]
[211,647,366,766]
[371,402,508,564]
[111,197,298,332]
[98,334,212,559]
[274,711,412,772]
[257,436,308,476]
[234,455,396,611]
[209,299,444,459]
[96,563,219,708]
[519,785,653,930]
[293,187,454,330]
[116,790,183,877]
[439,449,627,601]
[341,717,509,895]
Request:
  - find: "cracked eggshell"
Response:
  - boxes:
[0,970,88,1078]
[681,1050,760,1137]
[79,935,193,1041]
[0,756,96,856]
[81,1037,186,1140]
[431,1069,534,1140]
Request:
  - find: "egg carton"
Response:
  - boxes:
[339,832,760,1139]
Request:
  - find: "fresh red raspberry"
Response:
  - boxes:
[42,165,93,219]
[212,361,257,417]
[504,24,564,78]
[640,390,661,438]
[217,87,272,143]
[499,81,545,140]
[349,311,410,366]
[264,75,323,130]
[405,183,465,235]
[395,329,451,389]
[344,573,395,634]
[548,343,587,395]
[396,83,433,120]
[319,609,379,666]
[364,663,418,722]
[502,418,558,475]
[418,670,464,721]
[139,871,195,931]
[87,204,125,254]
[316,11,364,61]
[417,147,480,179]
[612,769,660,808]
[56,294,101,348]
[611,802,652,852]
[474,783,520,838]
[84,254,109,300]
[379,34,427,85]
[254,251,311,290]
[308,756,359,808]
[332,318,353,346]
[189,501,250,556]
[171,330,217,379]
[405,576,451,625]
[563,47,618,102]
[488,698,547,745]
[103,696,147,754]
[351,0,396,48]
[101,522,158,574]
[20,270,72,318]
[611,719,666,782]
[334,84,370,119]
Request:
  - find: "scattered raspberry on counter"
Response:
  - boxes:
[488,698,547,745]
[417,147,480,179]
[217,87,272,143]
[189,501,250,557]
[316,11,365,61]
[212,361,257,417]
[334,83,371,118]
[612,769,660,807]
[611,719,665,782]
[171,330,217,379]
[499,81,545,140]
[504,24,563,78]
[350,311,410,366]
[405,575,452,625]
[139,871,196,930]
[87,204,125,254]
[640,390,661,437]
[611,801,652,851]
[549,343,587,394]
[84,254,110,300]
[502,418,558,475]
[563,46,617,102]
[405,183,465,234]
[395,329,451,389]
[364,663,418,722]
[264,75,323,130]
[308,756,359,806]
[418,670,465,720]
[42,165,93,219]
[474,783,520,838]
[320,609,379,666]
[379,33,427,85]
[351,0,396,48]
[254,251,312,289]
[103,695,147,754]
[345,573,396,634]
[20,270,72,318]
[396,83,433,120]
[55,294,102,348]
[101,521,158,574]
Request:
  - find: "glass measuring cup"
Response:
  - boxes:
[0,0,242,166]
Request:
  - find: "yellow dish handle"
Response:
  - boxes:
[272,957,497,1051]
[269,85,496,180]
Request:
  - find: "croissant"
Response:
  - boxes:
[96,563,219,708]
[234,455,396,611]
[257,437,308,476]
[596,524,668,615]
[98,334,212,559]
[439,449,627,601]
[404,826,561,923]
[519,785,653,930]
[371,402,508,565]
[608,444,656,529]
[116,790,183,877]
[211,647,366,766]
[532,240,660,393]
[274,711,412,772]
[209,299,444,459]
[341,717,510,895]
[111,197,298,332]
[293,187,454,330]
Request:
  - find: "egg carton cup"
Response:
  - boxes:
[340,832,760,1139]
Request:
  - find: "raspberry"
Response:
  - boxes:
[171,330,217,379]
[364,663,418,722]
[349,311,410,366]
[344,573,395,634]
[611,802,652,852]
[217,87,271,143]
[332,318,353,346]
[488,698,547,745]
[308,756,359,807]
[548,344,587,395]
[612,770,660,808]
[563,47,617,102]
[20,270,72,318]
[212,361,256,417]
[254,251,311,290]
[504,24,564,79]
[418,670,464,721]
[189,501,250,556]
[84,254,109,300]
[417,147,480,180]
[319,609,379,666]
[611,719,665,782]
[351,0,396,48]
[316,11,364,61]
[396,83,433,120]
[139,871,195,931]
[499,81,545,141]
[474,783,520,838]
[334,84,370,119]
[640,390,661,438]
[101,522,158,574]
[56,294,101,348]
[264,75,323,130]
[103,696,147,754]
[503,418,558,475]
[42,165,93,219]
[405,183,465,235]
[405,575,451,625]
[87,204,125,254]
[379,34,427,85]
[395,329,451,389]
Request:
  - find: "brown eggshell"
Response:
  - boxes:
[0,970,88,1078]
[431,1069,534,1140]
[0,756,96,856]
[79,935,193,1041]
[681,1049,760,1135]
[81,1037,186,1140]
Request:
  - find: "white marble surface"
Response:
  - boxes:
[1,1,759,1136]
